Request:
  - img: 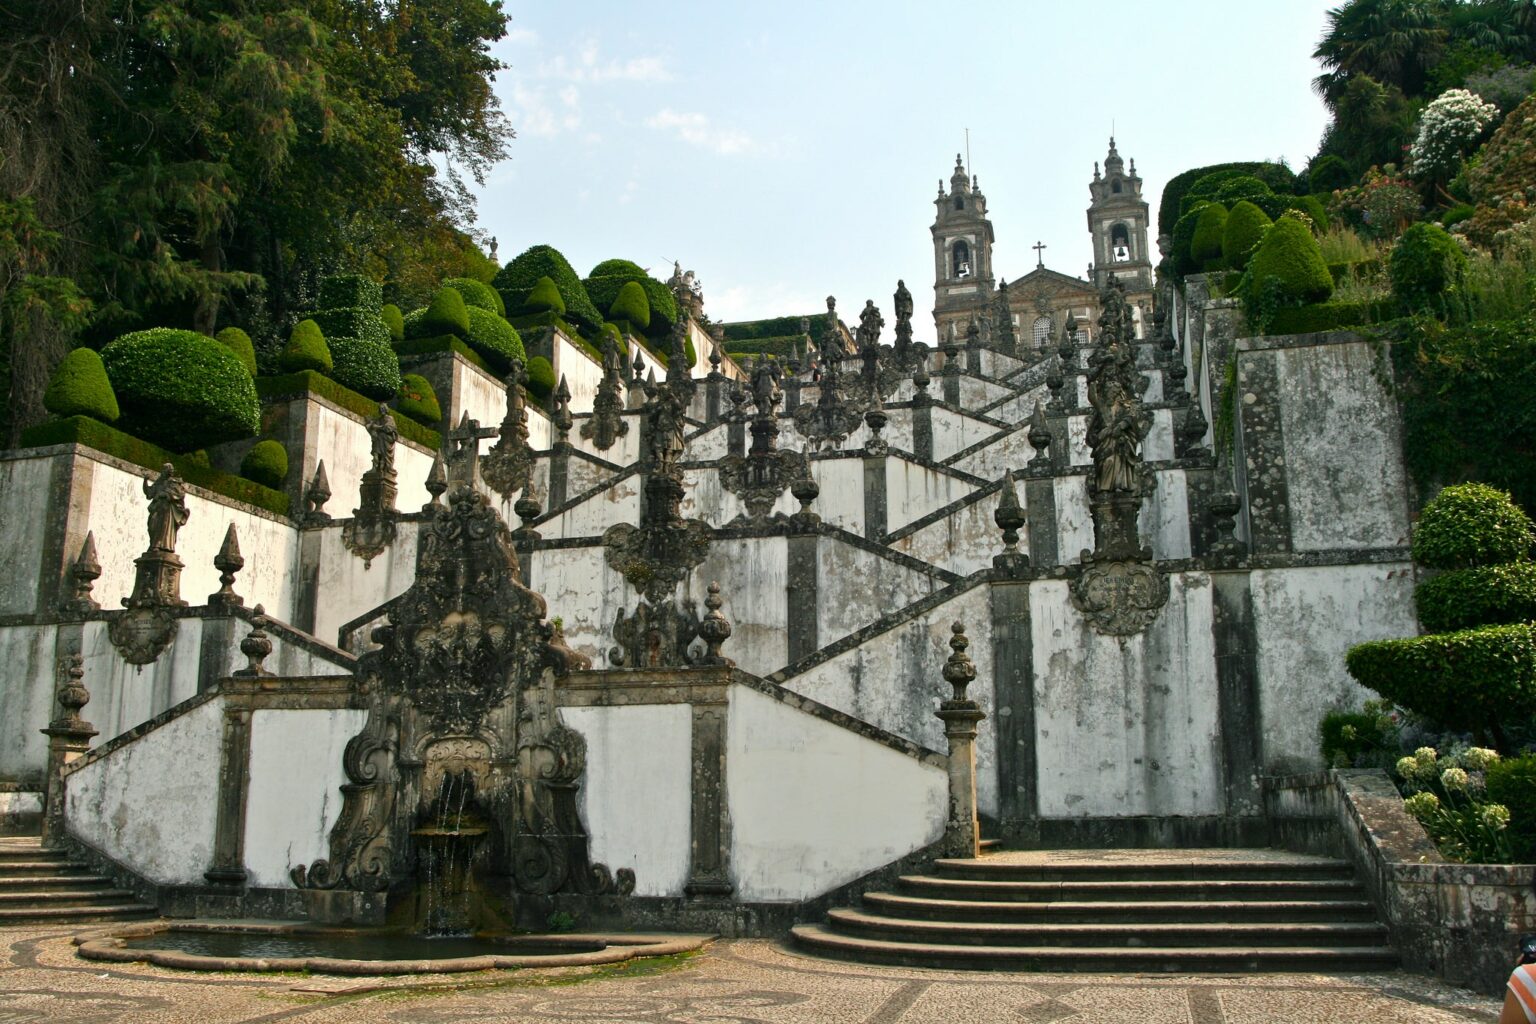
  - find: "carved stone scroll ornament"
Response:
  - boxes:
[482,358,534,500]
[294,482,632,899]
[609,598,700,668]
[602,519,712,607]
[342,405,400,568]
[1069,559,1172,637]
[108,464,188,664]
[719,449,808,524]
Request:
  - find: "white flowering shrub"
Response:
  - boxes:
[1411,88,1500,180]
[1393,742,1511,862]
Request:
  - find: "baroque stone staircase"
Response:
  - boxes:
[0,838,156,926]
[791,848,1399,972]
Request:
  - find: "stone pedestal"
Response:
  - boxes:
[936,702,985,859]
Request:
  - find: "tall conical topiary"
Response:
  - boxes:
[1222,201,1273,271]
[1190,202,1229,269]
[608,280,651,330]
[1247,214,1334,304]
[215,327,257,376]
[525,275,566,315]
[44,348,120,423]
[421,286,471,338]
[382,303,405,344]
[280,319,333,373]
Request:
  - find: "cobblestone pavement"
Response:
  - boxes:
[0,924,1505,1023]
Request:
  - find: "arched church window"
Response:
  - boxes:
[1111,223,1131,263]
[952,240,972,279]
[1031,316,1052,349]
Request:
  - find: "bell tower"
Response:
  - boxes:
[1087,138,1152,292]
[931,154,995,340]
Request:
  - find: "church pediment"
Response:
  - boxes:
[1005,267,1097,299]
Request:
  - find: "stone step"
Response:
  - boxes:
[824,907,1391,949]
[0,888,137,907]
[932,856,1356,883]
[0,874,113,890]
[0,861,95,878]
[0,847,64,864]
[861,892,1380,924]
[0,902,156,925]
[789,925,1401,973]
[897,874,1366,903]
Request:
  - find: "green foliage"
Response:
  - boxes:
[584,269,678,339]
[588,258,647,279]
[1320,704,1397,768]
[1416,562,1536,632]
[1190,203,1229,268]
[381,303,405,344]
[493,245,601,326]
[1441,203,1475,228]
[1210,175,1276,210]
[608,280,651,330]
[462,305,526,371]
[418,287,471,339]
[1221,201,1272,271]
[1316,75,1420,176]
[1346,623,1536,737]
[1394,746,1515,863]
[1307,154,1355,192]
[444,276,505,316]
[1390,222,1467,312]
[319,274,382,311]
[525,355,555,402]
[100,328,260,450]
[280,319,333,373]
[43,348,119,423]
[19,415,288,515]
[326,334,401,400]
[1171,202,1214,277]
[240,439,289,489]
[722,313,836,348]
[524,275,566,315]
[1412,482,1534,569]
[726,337,801,361]
[1328,166,1422,240]
[1247,215,1335,304]
[255,371,440,450]
[1289,194,1331,231]
[1266,300,1385,334]
[395,373,442,425]
[1486,755,1536,861]
[310,306,390,350]
[393,334,489,372]
[1158,162,1295,237]
[1466,92,1536,246]
[214,328,257,376]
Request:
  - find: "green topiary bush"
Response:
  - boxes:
[326,334,402,400]
[444,277,505,316]
[492,244,602,327]
[1346,623,1536,737]
[1486,754,1536,861]
[1307,154,1354,193]
[1189,203,1229,269]
[1412,483,1534,569]
[395,373,442,425]
[100,328,260,451]
[318,274,382,311]
[524,275,566,316]
[525,355,555,402]
[381,304,405,344]
[215,327,257,376]
[588,258,647,280]
[1247,214,1334,304]
[1160,162,1296,237]
[584,267,678,339]
[240,439,289,489]
[311,306,390,350]
[280,319,333,373]
[1390,222,1467,313]
[607,280,651,330]
[1221,201,1272,271]
[417,286,471,339]
[44,348,120,423]
[1415,562,1536,632]
[463,305,526,371]
[1211,175,1275,210]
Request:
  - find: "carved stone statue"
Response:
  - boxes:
[143,464,188,554]
[367,403,398,478]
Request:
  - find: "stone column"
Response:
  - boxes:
[40,653,97,850]
[205,701,253,885]
[934,622,985,859]
[786,531,819,665]
[684,686,733,897]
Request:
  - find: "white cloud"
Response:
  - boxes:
[707,283,825,323]
[645,109,758,156]
[540,41,671,83]
[507,82,581,137]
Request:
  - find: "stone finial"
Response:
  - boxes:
[48,653,96,737]
[791,472,821,528]
[1028,402,1054,469]
[993,471,1029,576]
[864,388,888,456]
[209,523,245,608]
[62,532,101,615]
[942,621,977,704]
[235,604,273,677]
[912,353,931,404]
[631,348,646,386]
[965,318,981,350]
[513,490,543,545]
[1059,312,1079,364]
[1045,356,1065,411]
[1209,489,1246,565]
[697,581,734,666]
[553,375,574,444]
[304,461,332,523]
[994,279,1017,357]
[1179,401,1210,458]
[41,651,97,849]
[425,449,448,510]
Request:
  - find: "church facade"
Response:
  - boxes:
[931,139,1155,351]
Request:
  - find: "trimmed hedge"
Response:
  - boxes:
[215,328,257,376]
[1221,201,1272,271]
[311,307,390,350]
[240,439,289,490]
[1248,215,1333,303]
[1267,300,1383,334]
[463,305,526,371]
[395,373,442,425]
[1415,562,1536,633]
[1190,203,1229,267]
[726,336,800,360]
[101,328,261,451]
[444,276,505,316]
[608,280,651,329]
[327,334,401,400]
[280,320,333,373]
[19,415,289,515]
[381,304,405,344]
[1307,154,1354,192]
[526,355,555,402]
[493,245,602,327]
[524,275,566,315]
[1345,623,1536,735]
[44,348,120,423]
[1412,483,1534,569]
[1171,202,1214,277]
[1390,222,1467,313]
[394,334,490,372]
[585,272,677,339]
[319,274,382,311]
[1486,754,1536,861]
[722,313,835,347]
[1160,162,1296,236]
[255,371,441,450]
[588,258,647,279]
[417,286,471,339]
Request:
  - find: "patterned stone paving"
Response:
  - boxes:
[0,924,1504,1023]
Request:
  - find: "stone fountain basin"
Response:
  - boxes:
[74,921,710,975]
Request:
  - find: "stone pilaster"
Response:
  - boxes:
[294,525,325,635]
[684,695,732,897]
[1212,572,1262,816]
[862,456,887,541]
[942,370,961,407]
[40,652,96,850]
[205,701,253,885]
[547,447,570,510]
[1234,353,1292,554]
[911,402,933,462]
[1024,478,1058,568]
[727,419,745,459]
[786,534,819,664]
[989,582,1037,831]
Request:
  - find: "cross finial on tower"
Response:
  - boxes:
[1032,240,1047,269]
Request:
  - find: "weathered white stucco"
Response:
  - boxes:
[0,454,54,616]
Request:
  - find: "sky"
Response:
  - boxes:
[470,1,1341,341]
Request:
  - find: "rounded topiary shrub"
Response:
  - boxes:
[1412,483,1534,569]
[607,280,651,330]
[1415,561,1536,632]
[101,328,260,450]
[1390,222,1467,313]
[1307,154,1354,193]
[463,306,526,371]
[215,327,257,376]
[1212,175,1274,209]
[1189,202,1229,268]
[44,347,120,423]
[382,303,405,344]
[327,335,402,400]
[1171,202,1213,277]
[1247,214,1334,304]
[418,286,471,339]
[492,244,601,326]
[444,277,505,316]
[525,275,566,316]
[280,319,333,373]
[525,355,555,402]
[240,439,289,489]
[1222,201,1272,271]
[395,373,442,425]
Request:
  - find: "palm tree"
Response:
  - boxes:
[1313,0,1450,107]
